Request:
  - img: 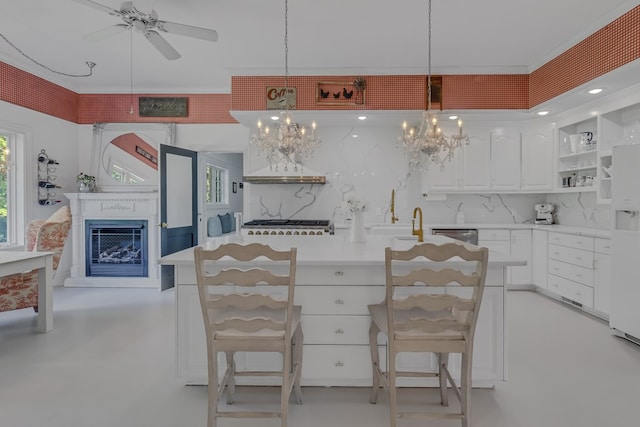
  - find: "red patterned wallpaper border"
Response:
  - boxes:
[1,4,639,122]
[529,5,640,107]
[0,61,77,122]
[76,94,235,124]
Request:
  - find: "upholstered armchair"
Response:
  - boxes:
[0,206,72,312]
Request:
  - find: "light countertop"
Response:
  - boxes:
[160,234,525,267]
[333,223,611,238]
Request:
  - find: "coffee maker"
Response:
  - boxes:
[535,203,555,225]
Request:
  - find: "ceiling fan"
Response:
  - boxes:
[73,0,218,60]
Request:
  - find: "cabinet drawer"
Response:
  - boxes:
[547,274,594,308]
[296,266,386,285]
[594,237,611,254]
[548,244,594,269]
[548,232,594,250]
[302,315,371,345]
[478,229,510,241]
[548,259,593,287]
[297,286,385,315]
[302,345,385,385]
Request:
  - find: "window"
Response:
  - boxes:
[0,128,22,247]
[110,163,144,184]
[205,164,227,204]
[0,134,8,243]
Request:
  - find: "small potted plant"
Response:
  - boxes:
[77,172,96,193]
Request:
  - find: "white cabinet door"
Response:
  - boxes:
[423,155,460,192]
[490,129,521,191]
[532,230,548,290]
[521,123,554,191]
[461,133,491,191]
[594,250,612,315]
[509,230,532,285]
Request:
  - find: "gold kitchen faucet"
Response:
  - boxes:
[390,189,399,224]
[412,207,424,242]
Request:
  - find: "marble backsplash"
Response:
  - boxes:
[243,125,610,230]
[546,192,610,230]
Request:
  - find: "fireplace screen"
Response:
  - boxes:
[85,220,148,277]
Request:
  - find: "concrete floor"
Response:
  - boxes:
[1,287,639,427]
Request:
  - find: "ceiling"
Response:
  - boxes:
[0,0,639,100]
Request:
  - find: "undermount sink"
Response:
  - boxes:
[393,235,419,241]
[368,224,414,235]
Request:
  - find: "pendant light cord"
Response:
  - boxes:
[284,0,290,110]
[426,0,432,111]
[0,32,96,78]
[130,27,134,115]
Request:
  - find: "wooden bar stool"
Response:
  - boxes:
[368,241,489,427]
[194,243,303,427]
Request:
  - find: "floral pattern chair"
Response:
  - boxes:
[0,206,72,312]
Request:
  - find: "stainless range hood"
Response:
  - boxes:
[243,166,327,184]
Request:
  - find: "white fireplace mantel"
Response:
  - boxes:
[64,192,160,288]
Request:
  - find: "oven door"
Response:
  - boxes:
[431,228,479,245]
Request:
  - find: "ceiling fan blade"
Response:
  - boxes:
[83,24,129,41]
[145,30,181,60]
[156,20,218,42]
[72,0,122,16]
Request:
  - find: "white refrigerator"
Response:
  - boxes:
[610,144,640,344]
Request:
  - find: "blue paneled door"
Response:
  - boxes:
[160,144,198,291]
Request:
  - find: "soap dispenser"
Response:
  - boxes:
[456,210,465,224]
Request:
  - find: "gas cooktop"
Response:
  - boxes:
[243,219,331,227]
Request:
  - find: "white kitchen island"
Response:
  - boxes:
[159,234,526,388]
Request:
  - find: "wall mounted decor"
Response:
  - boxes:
[139,97,188,117]
[266,86,297,110]
[317,78,366,105]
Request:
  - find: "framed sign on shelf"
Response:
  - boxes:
[316,78,366,106]
[266,87,296,110]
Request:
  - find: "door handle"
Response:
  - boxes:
[158,222,168,228]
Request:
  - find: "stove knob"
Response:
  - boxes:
[270,231,277,235]
[278,231,284,235]
[317,231,323,235]
[255,231,261,235]
[294,231,300,235]
[301,231,308,235]
[248,231,254,235]
[309,231,316,235]
[286,231,292,235]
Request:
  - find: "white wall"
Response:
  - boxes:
[0,100,78,285]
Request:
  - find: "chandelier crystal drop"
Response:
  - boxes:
[398,0,469,171]
[249,0,320,173]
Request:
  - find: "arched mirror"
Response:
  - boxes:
[90,123,175,192]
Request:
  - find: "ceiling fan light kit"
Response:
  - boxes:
[74,0,218,60]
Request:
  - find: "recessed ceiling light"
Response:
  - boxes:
[537,111,549,116]
[448,115,458,120]
[352,134,359,138]
[271,116,279,120]
[588,88,603,94]
[357,115,367,120]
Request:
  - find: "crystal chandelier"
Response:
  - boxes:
[398,0,469,171]
[250,0,320,173]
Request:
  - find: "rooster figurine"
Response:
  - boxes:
[343,88,354,99]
